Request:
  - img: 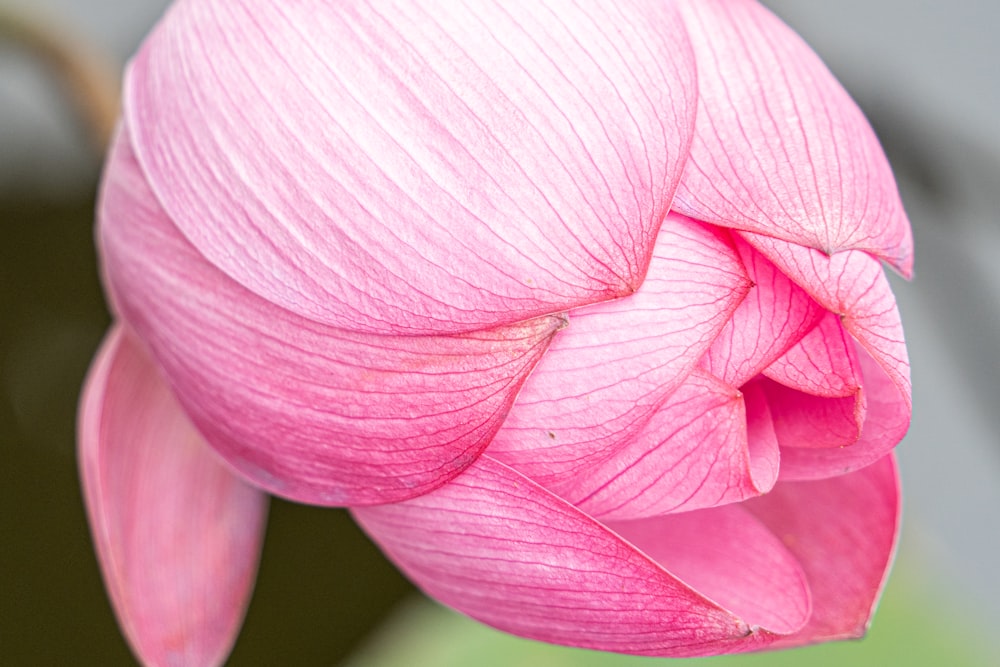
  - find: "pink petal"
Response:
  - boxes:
[761,312,866,450]
[738,231,911,410]
[775,343,910,479]
[673,0,913,276]
[99,126,563,506]
[700,236,825,388]
[78,326,267,667]
[489,214,750,485]
[559,370,779,520]
[353,454,810,656]
[745,454,901,646]
[607,504,809,636]
[763,381,863,450]
[125,0,697,334]
[763,310,863,398]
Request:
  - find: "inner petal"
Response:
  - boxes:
[489,214,750,485]
[699,235,824,388]
[551,370,779,521]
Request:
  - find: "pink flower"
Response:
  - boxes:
[80,0,912,664]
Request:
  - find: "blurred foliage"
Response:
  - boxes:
[346,549,994,667]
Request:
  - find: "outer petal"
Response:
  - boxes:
[99,126,563,506]
[126,0,697,334]
[78,326,267,667]
[745,454,901,646]
[561,371,780,520]
[489,214,750,484]
[700,236,824,388]
[738,230,911,409]
[353,455,809,657]
[674,0,913,276]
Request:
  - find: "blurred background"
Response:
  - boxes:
[1,0,997,664]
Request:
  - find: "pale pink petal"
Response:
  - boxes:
[674,0,913,276]
[555,371,779,520]
[353,455,810,656]
[776,344,910,479]
[745,454,901,646]
[489,214,750,484]
[78,326,267,667]
[99,126,562,506]
[738,230,911,409]
[700,236,824,387]
[125,0,697,334]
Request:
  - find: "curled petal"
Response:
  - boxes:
[674,0,913,275]
[762,312,866,450]
[126,0,697,334]
[700,236,824,387]
[489,214,750,484]
[738,231,911,409]
[561,371,779,520]
[776,343,909,479]
[764,310,863,398]
[353,455,809,657]
[764,382,863,450]
[745,454,901,646]
[79,326,267,667]
[99,126,562,506]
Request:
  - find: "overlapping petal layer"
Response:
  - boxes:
[762,311,867,450]
[565,370,780,520]
[79,326,267,667]
[774,346,910,479]
[126,0,697,334]
[674,0,913,275]
[99,127,563,505]
[354,453,901,656]
[745,454,901,646]
[489,214,750,485]
[738,231,911,407]
[353,455,801,657]
[700,235,825,387]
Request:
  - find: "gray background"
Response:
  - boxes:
[3,0,998,663]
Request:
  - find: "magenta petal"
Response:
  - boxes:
[125,0,697,334]
[745,454,901,646]
[99,126,563,506]
[79,326,267,667]
[777,343,910,479]
[489,214,750,485]
[700,236,824,387]
[738,231,911,410]
[562,371,779,520]
[674,0,913,275]
[353,455,809,656]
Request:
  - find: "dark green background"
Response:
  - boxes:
[0,187,413,664]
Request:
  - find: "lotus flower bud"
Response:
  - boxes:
[80,0,911,663]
